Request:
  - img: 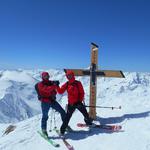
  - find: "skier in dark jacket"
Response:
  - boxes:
[35,72,66,136]
[57,70,92,135]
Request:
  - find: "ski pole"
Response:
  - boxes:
[49,110,53,132]
[85,105,121,110]
[53,110,57,129]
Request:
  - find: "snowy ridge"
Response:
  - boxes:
[0,70,150,150]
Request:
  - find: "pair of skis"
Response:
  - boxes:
[37,129,74,150]
[38,123,122,149]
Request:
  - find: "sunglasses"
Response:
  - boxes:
[42,75,49,79]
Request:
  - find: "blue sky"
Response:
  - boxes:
[0,0,150,72]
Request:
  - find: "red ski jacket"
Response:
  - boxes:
[35,80,57,103]
[57,80,84,105]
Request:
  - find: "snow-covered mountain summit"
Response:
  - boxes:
[0,69,150,150]
[0,69,150,123]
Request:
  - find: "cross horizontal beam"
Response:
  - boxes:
[64,69,125,78]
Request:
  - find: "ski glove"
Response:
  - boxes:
[52,80,60,86]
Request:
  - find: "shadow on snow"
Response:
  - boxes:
[60,111,150,140]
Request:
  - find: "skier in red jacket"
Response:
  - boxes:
[35,72,66,137]
[57,70,92,135]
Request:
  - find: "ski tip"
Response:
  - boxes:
[66,145,74,150]
[70,146,74,150]
[112,125,122,131]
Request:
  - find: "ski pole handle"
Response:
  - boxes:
[112,106,121,110]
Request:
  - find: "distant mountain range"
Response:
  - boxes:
[0,69,149,123]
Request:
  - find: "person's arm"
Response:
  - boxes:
[38,83,57,97]
[78,81,85,102]
[56,82,68,94]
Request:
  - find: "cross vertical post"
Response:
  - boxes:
[89,43,98,119]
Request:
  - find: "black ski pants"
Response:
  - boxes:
[60,102,92,134]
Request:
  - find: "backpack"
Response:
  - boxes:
[35,83,42,100]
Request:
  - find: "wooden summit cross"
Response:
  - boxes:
[64,43,125,120]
